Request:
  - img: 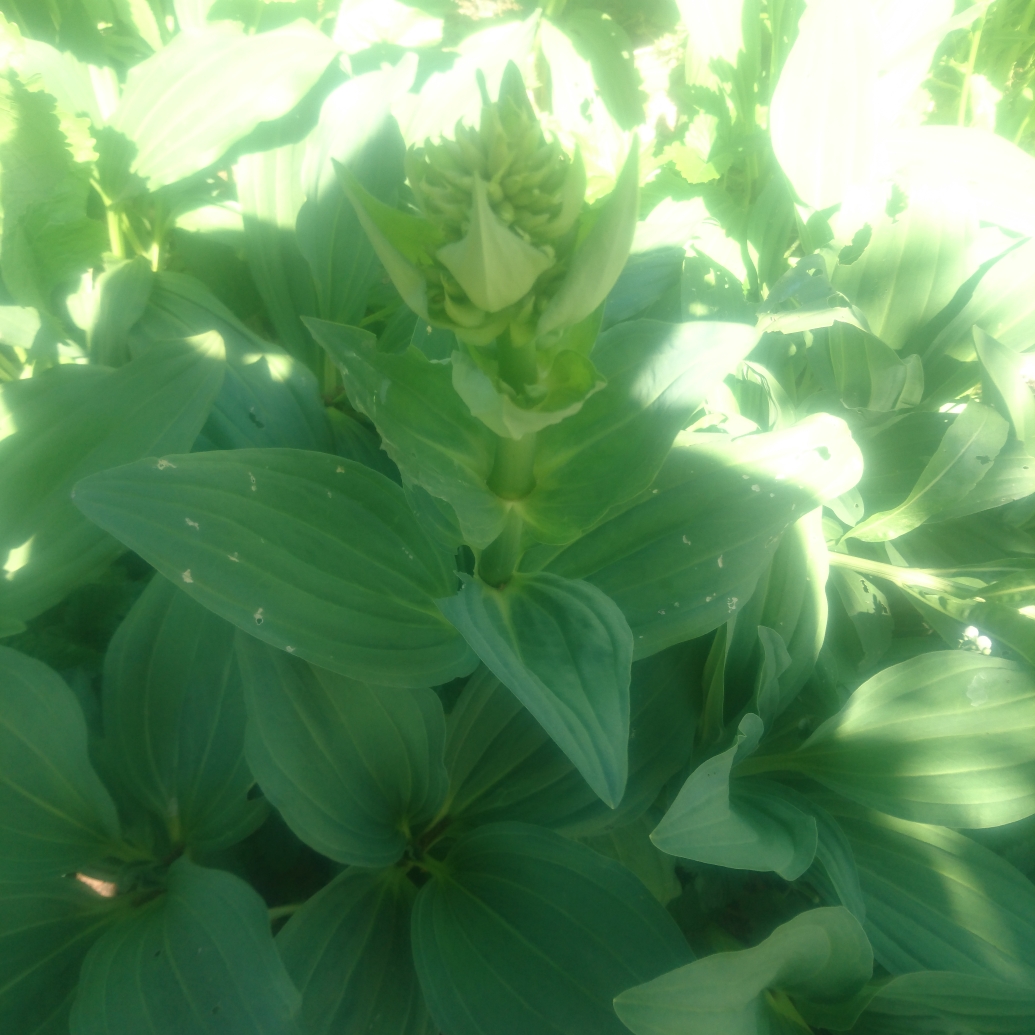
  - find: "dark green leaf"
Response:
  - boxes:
[237,636,448,866]
[411,822,692,1035]
[437,572,633,808]
[73,450,475,688]
[519,319,760,543]
[0,878,120,1035]
[540,414,861,657]
[0,646,119,880]
[444,645,697,835]
[582,815,681,905]
[277,867,432,1035]
[309,318,507,549]
[70,859,302,1035]
[102,575,265,853]
[0,337,225,630]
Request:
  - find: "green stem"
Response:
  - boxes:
[827,551,961,596]
[477,509,523,586]
[487,433,537,500]
[958,12,986,127]
[106,208,125,259]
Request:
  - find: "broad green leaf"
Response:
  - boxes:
[829,566,893,672]
[0,75,106,313]
[129,273,332,452]
[0,304,40,350]
[820,798,1035,986]
[614,907,872,1035]
[753,652,1035,829]
[936,437,1035,522]
[831,184,978,350]
[519,319,760,545]
[0,337,224,632]
[70,859,301,1035]
[850,971,1035,1035]
[849,403,1009,542]
[411,822,692,1035]
[975,328,1035,448]
[825,323,923,412]
[86,257,154,367]
[445,645,697,836]
[73,450,475,688]
[0,878,121,1035]
[769,0,879,210]
[277,867,432,1035]
[237,636,447,867]
[928,235,1035,357]
[308,318,507,549]
[561,9,645,130]
[437,572,633,808]
[110,21,339,188]
[540,414,861,657]
[0,646,120,880]
[583,815,681,905]
[653,710,817,879]
[102,575,265,853]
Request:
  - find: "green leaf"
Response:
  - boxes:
[849,403,1009,542]
[131,273,332,452]
[411,822,692,1035]
[101,574,265,853]
[277,867,433,1035]
[307,318,507,549]
[540,414,861,657]
[73,449,475,688]
[936,437,1035,522]
[537,146,639,336]
[437,572,633,808]
[0,337,225,628]
[766,652,1035,829]
[0,75,105,313]
[831,184,977,351]
[829,566,893,672]
[560,9,645,130]
[820,797,1035,986]
[975,327,1035,448]
[652,713,818,880]
[70,858,302,1035]
[519,318,761,545]
[110,21,340,188]
[236,636,447,866]
[446,644,697,835]
[614,907,872,1035]
[0,878,121,1035]
[0,646,120,880]
[583,815,681,905]
[826,323,923,412]
[86,257,154,367]
[850,971,1035,1035]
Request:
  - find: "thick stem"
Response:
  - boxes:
[477,509,523,587]
[497,333,538,392]
[487,433,536,499]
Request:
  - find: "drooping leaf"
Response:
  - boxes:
[308,318,507,549]
[70,859,302,1035]
[236,636,448,867]
[754,652,1035,829]
[849,403,1009,542]
[86,257,154,367]
[819,796,1035,987]
[652,713,818,880]
[0,337,224,630]
[0,878,121,1035]
[411,822,692,1035]
[444,645,697,836]
[975,327,1035,448]
[539,414,861,657]
[0,646,120,880]
[110,21,340,188]
[277,867,432,1035]
[437,572,632,808]
[101,575,265,853]
[519,318,760,544]
[73,450,474,687]
[614,906,872,1035]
